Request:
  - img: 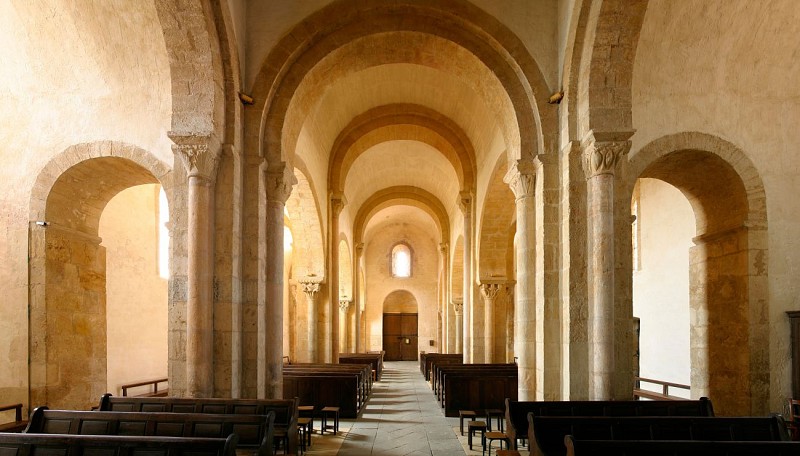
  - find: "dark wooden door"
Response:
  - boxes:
[383,313,418,361]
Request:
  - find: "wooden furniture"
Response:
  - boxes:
[120,378,168,397]
[420,353,462,380]
[484,431,510,456]
[320,406,340,435]
[459,410,477,435]
[283,363,372,418]
[565,436,800,456]
[486,408,504,432]
[339,353,384,380]
[528,414,790,456]
[24,406,276,456]
[96,394,297,455]
[439,366,518,417]
[0,432,238,456]
[787,398,800,441]
[504,397,715,450]
[0,403,27,432]
[468,420,487,451]
[789,311,800,399]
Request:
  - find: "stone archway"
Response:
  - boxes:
[29,142,171,410]
[628,132,768,415]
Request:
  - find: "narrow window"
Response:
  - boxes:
[392,243,411,278]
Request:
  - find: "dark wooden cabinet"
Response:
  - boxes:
[788,311,800,399]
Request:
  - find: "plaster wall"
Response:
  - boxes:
[364,223,439,354]
[632,178,692,389]
[100,185,168,397]
[0,0,171,405]
[631,0,800,411]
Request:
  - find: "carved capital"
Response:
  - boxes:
[331,193,347,217]
[458,192,472,215]
[265,162,297,203]
[339,300,351,312]
[169,132,220,180]
[355,242,365,255]
[581,130,634,179]
[299,276,322,299]
[439,242,448,254]
[479,282,502,302]
[504,159,536,200]
[452,298,463,314]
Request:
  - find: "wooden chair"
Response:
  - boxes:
[787,399,800,441]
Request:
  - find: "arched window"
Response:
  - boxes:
[392,243,411,278]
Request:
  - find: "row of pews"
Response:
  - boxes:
[0,395,294,456]
[503,397,800,455]
[423,353,518,417]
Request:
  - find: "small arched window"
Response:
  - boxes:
[392,243,412,278]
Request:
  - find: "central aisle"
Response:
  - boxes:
[333,360,466,455]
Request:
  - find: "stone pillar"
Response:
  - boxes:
[170,133,219,398]
[440,243,449,353]
[581,130,632,400]
[329,194,346,362]
[458,193,473,362]
[300,277,322,362]
[452,299,463,353]
[354,242,364,352]
[479,281,503,363]
[339,300,351,354]
[259,164,295,399]
[505,159,536,400]
[506,285,515,363]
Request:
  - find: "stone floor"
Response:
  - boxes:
[301,360,517,456]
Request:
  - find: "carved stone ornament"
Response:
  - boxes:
[331,193,347,217]
[452,299,463,314]
[339,300,351,312]
[265,163,297,203]
[355,242,365,255]
[504,159,536,200]
[299,277,322,298]
[458,192,472,215]
[169,132,220,180]
[479,282,502,301]
[580,131,634,179]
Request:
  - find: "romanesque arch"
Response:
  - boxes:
[28,142,171,410]
[628,132,768,415]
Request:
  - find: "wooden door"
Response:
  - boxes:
[383,313,418,361]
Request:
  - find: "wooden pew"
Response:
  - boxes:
[420,353,462,380]
[441,370,518,417]
[504,398,715,450]
[96,394,297,455]
[0,404,27,432]
[564,436,800,456]
[25,407,275,456]
[434,364,517,403]
[529,415,789,456]
[284,363,372,413]
[339,353,384,380]
[0,432,238,456]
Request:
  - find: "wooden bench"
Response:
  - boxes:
[96,394,297,455]
[504,398,715,450]
[120,378,168,397]
[564,436,800,456]
[339,353,384,380]
[442,372,517,417]
[24,406,275,456]
[420,353,462,380]
[529,415,790,456]
[434,364,517,405]
[0,432,238,456]
[283,371,362,418]
[0,403,27,432]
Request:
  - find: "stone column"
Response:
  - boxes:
[479,281,503,363]
[260,163,295,399]
[581,130,632,400]
[354,242,364,352]
[458,193,473,362]
[505,159,536,400]
[339,300,351,354]
[506,285,515,363]
[439,243,449,353]
[170,133,219,398]
[329,194,346,362]
[452,299,463,353]
[300,277,322,362]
